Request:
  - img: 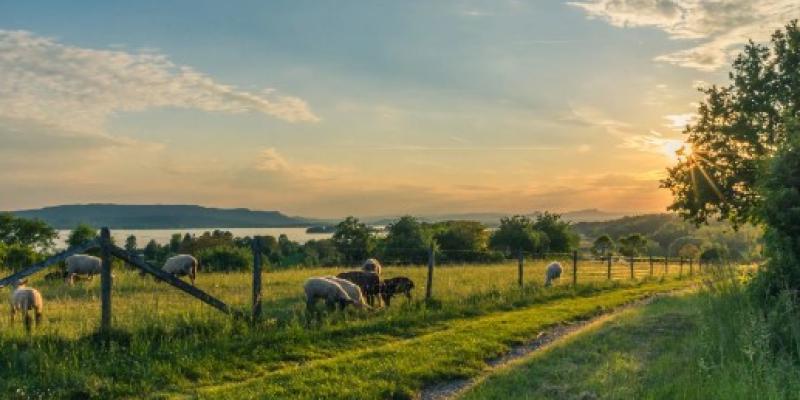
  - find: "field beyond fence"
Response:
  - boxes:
[0,232,711,339]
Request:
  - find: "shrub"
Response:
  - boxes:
[197,246,252,272]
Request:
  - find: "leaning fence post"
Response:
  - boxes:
[252,237,263,323]
[649,255,654,277]
[629,256,635,280]
[572,250,578,287]
[607,254,612,280]
[100,227,112,333]
[426,243,435,300]
[517,249,524,288]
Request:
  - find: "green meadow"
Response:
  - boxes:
[0,261,694,399]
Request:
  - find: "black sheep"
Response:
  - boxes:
[381,277,415,306]
[337,270,382,307]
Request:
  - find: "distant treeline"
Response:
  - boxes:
[0,211,761,271]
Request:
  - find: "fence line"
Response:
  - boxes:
[0,229,719,332]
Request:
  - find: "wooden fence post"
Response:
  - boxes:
[517,249,524,288]
[664,256,668,276]
[689,258,694,276]
[252,237,263,323]
[629,256,635,280]
[100,227,112,333]
[607,254,612,280]
[649,255,654,277]
[572,250,578,287]
[426,244,435,300]
[679,257,684,277]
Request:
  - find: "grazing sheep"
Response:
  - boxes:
[381,277,415,306]
[65,254,101,285]
[545,261,563,287]
[304,277,355,311]
[362,258,383,275]
[336,270,382,306]
[0,279,43,331]
[162,254,198,285]
[325,277,371,309]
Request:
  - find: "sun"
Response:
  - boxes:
[661,139,689,162]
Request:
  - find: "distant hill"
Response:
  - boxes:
[8,204,310,229]
[364,209,631,227]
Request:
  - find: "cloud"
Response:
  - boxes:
[620,129,685,159]
[569,0,800,70]
[256,148,290,172]
[0,29,318,137]
[664,113,696,131]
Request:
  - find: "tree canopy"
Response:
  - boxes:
[662,21,800,227]
[489,215,546,254]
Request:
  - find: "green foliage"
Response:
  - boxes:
[0,213,57,250]
[332,216,374,265]
[382,216,431,264]
[532,212,578,252]
[433,221,496,262]
[169,233,181,253]
[66,223,97,248]
[677,243,700,259]
[590,234,615,256]
[1,242,40,271]
[752,122,800,305]
[124,235,138,253]
[197,245,252,272]
[700,246,727,264]
[618,233,648,257]
[662,21,800,227]
[302,239,342,266]
[489,215,546,254]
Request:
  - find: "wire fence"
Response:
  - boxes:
[0,230,730,337]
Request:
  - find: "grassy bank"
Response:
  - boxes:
[462,272,800,399]
[0,263,692,399]
[189,280,690,400]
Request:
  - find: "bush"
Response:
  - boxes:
[1,243,40,271]
[197,246,252,272]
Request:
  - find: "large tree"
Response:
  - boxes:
[532,212,578,253]
[332,216,374,266]
[383,216,431,264]
[0,213,57,250]
[662,21,800,227]
[489,215,546,255]
[661,21,800,298]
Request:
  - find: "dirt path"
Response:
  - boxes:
[418,292,680,400]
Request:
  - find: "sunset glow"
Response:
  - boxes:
[1,2,797,217]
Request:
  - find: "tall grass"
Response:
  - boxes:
[461,264,800,399]
[0,260,690,399]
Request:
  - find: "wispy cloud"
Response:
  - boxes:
[664,113,696,131]
[0,29,318,138]
[569,0,800,70]
[620,130,685,159]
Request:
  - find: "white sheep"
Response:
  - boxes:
[362,258,383,275]
[325,276,371,309]
[545,261,563,287]
[65,254,102,285]
[0,279,43,330]
[162,254,198,285]
[304,277,356,311]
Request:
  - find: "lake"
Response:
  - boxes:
[55,227,332,249]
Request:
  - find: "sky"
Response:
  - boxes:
[1,1,798,218]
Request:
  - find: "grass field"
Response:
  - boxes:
[462,271,800,400]
[0,261,697,399]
